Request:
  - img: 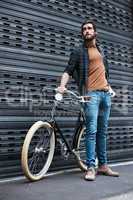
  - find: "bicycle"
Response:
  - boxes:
[21,89,91,181]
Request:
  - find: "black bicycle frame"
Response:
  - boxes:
[49,110,85,154]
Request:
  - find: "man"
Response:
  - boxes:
[57,20,119,181]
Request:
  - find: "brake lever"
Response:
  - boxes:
[81,96,91,102]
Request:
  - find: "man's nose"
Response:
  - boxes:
[86,30,90,34]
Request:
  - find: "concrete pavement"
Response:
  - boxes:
[0,162,133,200]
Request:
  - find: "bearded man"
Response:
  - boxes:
[57,20,119,181]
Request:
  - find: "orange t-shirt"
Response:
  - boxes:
[87,46,109,91]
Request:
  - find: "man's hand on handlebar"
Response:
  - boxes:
[56,86,67,94]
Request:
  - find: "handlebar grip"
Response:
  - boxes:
[82,96,91,101]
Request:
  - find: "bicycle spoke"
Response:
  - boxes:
[29,153,40,174]
[26,126,53,176]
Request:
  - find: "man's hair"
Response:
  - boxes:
[81,20,97,35]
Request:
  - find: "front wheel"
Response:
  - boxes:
[75,126,98,171]
[21,121,55,181]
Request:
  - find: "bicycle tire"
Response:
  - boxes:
[21,121,55,181]
[76,126,98,171]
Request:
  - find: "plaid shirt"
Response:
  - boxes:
[64,43,110,95]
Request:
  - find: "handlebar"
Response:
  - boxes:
[55,89,91,103]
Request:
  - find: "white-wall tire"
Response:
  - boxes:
[21,121,55,181]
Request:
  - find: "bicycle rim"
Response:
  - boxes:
[21,121,55,181]
[76,126,87,171]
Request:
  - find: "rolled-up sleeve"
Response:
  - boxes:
[64,48,79,76]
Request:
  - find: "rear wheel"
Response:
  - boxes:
[76,126,98,171]
[21,121,55,181]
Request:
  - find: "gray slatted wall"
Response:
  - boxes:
[0,0,133,178]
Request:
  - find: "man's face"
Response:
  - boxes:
[82,23,96,41]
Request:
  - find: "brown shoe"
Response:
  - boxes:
[97,165,119,177]
[84,167,96,181]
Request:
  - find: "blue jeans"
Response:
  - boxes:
[83,91,111,168]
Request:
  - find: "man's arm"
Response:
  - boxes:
[57,48,79,93]
[57,72,70,93]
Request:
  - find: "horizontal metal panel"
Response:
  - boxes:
[0,0,133,179]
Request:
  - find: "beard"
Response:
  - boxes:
[83,33,97,42]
